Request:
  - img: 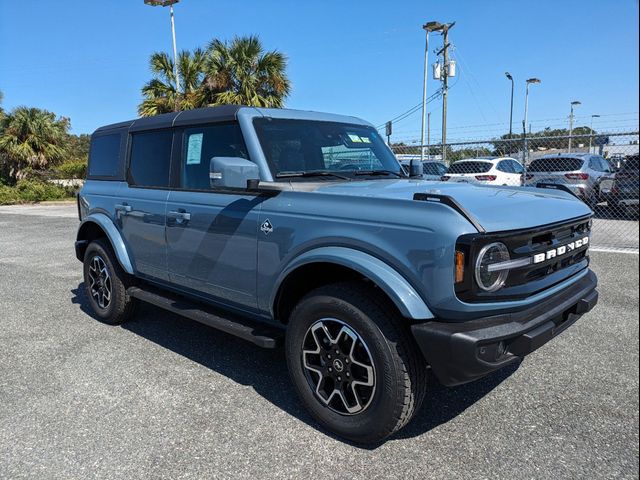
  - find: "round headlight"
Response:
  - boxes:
[475,242,510,292]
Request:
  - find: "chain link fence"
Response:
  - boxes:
[391,131,639,252]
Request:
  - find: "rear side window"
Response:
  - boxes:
[128,130,173,188]
[529,157,584,172]
[180,123,249,190]
[448,161,493,174]
[88,134,121,177]
[497,161,514,173]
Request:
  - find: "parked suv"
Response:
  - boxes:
[75,106,598,443]
[441,157,524,186]
[601,154,639,218]
[525,153,614,206]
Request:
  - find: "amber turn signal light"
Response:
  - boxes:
[455,250,465,284]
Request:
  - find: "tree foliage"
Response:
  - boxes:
[0,107,70,181]
[138,35,290,116]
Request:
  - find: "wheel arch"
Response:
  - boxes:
[271,247,434,323]
[76,213,134,275]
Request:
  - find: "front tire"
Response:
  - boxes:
[285,282,427,443]
[83,239,137,325]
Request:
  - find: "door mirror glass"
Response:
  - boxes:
[210,157,260,189]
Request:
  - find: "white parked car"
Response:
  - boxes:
[442,157,524,186]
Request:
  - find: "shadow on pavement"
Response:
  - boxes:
[71,283,518,447]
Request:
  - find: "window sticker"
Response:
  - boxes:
[186,133,204,165]
[347,133,371,144]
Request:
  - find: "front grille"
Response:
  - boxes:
[456,215,592,302]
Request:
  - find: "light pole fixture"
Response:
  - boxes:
[589,114,600,153]
[568,100,581,152]
[420,21,445,161]
[522,77,541,167]
[144,0,181,96]
[505,72,514,139]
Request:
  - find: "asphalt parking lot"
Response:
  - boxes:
[0,203,638,479]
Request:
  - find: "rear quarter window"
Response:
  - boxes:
[529,157,584,172]
[88,133,122,178]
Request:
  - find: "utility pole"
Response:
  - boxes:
[568,100,581,153]
[440,23,454,164]
[421,22,444,161]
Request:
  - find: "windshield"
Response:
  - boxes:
[253,118,401,179]
[529,157,584,172]
[447,161,493,174]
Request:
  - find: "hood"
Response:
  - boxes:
[304,179,592,232]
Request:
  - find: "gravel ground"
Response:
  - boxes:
[0,204,638,479]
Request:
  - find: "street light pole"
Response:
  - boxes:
[522,78,541,170]
[588,114,600,153]
[421,22,444,162]
[427,112,431,160]
[505,72,514,139]
[568,100,581,153]
[144,0,181,97]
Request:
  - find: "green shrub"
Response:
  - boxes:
[0,179,72,205]
[0,185,19,205]
[55,159,87,179]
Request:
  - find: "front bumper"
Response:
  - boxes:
[411,270,598,386]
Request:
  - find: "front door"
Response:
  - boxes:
[165,123,261,311]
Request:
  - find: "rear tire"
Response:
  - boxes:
[83,239,137,325]
[285,282,427,444]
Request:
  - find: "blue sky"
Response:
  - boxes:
[1,0,638,140]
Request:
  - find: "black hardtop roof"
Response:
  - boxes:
[93,105,244,135]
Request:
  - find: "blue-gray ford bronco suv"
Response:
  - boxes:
[75,106,598,443]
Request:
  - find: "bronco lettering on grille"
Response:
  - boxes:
[533,236,589,264]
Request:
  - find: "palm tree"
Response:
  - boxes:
[0,107,69,180]
[203,35,290,108]
[138,49,207,117]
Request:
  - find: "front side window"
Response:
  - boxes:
[253,119,401,178]
[128,130,173,188]
[180,124,249,190]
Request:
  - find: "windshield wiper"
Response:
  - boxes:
[276,170,351,181]
[353,169,404,178]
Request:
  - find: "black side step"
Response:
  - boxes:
[127,286,284,349]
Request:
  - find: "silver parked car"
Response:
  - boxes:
[398,159,448,180]
[525,153,614,206]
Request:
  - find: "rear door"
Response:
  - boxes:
[165,123,262,311]
[118,129,173,281]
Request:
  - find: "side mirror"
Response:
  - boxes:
[409,159,422,178]
[210,157,260,189]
